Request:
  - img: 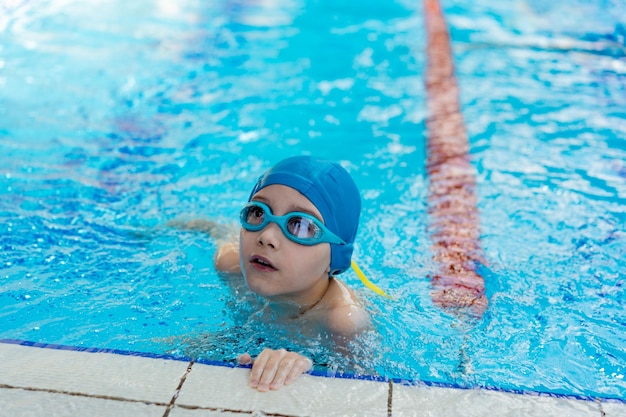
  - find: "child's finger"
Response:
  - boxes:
[237,353,253,365]
[284,357,312,385]
[246,349,312,391]
[249,349,274,390]
[268,356,297,390]
[254,349,286,391]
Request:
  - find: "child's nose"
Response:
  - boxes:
[257,222,282,248]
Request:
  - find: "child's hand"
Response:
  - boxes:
[237,348,312,392]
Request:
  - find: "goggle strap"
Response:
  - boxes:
[351,260,393,299]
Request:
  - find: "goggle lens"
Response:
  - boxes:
[240,201,344,246]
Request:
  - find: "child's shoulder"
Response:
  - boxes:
[321,278,371,337]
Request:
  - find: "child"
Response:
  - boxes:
[174,156,370,391]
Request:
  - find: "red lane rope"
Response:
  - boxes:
[423,0,487,317]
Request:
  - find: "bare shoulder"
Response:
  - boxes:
[327,303,370,337]
[324,279,371,337]
[214,241,241,274]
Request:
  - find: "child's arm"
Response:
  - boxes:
[214,241,241,274]
[167,219,233,239]
[167,218,241,273]
[235,306,369,392]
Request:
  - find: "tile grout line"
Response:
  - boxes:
[0,383,170,407]
[176,403,300,417]
[157,361,311,417]
[387,380,393,417]
[598,399,606,417]
[162,360,195,417]
[158,362,302,417]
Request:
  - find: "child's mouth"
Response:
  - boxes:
[250,255,277,271]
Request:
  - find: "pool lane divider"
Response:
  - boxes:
[423,0,487,317]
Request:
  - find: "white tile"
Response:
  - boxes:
[392,383,600,417]
[0,388,166,417]
[602,399,626,417]
[0,343,190,404]
[177,362,389,417]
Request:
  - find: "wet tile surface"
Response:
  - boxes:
[602,399,626,417]
[0,388,167,417]
[392,383,602,417]
[0,342,617,417]
[0,343,188,404]
[177,362,389,417]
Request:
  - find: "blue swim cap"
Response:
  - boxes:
[248,156,361,275]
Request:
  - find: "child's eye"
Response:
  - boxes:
[287,217,319,238]
[247,206,265,224]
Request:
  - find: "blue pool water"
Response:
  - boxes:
[1,0,625,401]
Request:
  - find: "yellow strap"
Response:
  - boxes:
[351,260,393,299]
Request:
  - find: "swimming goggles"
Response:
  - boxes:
[239,201,393,299]
[240,201,346,246]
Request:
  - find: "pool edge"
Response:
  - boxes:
[2,338,623,405]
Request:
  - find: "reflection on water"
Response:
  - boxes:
[0,0,625,400]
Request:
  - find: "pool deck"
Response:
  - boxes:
[1,341,623,417]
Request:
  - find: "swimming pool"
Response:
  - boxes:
[1,0,625,402]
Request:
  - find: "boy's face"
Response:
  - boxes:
[239,184,332,304]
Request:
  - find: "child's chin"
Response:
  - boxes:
[244,275,278,297]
